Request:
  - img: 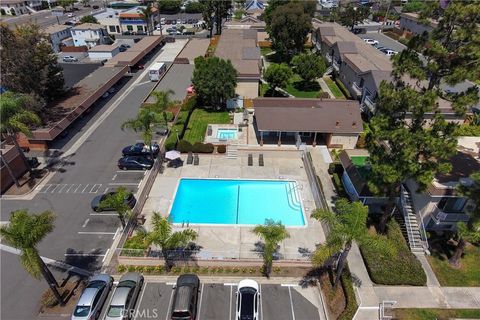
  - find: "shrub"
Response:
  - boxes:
[456,124,480,137]
[165,140,176,151]
[171,266,182,274]
[155,265,164,273]
[135,266,145,273]
[117,265,127,273]
[177,140,192,153]
[334,78,352,99]
[217,267,224,273]
[217,145,227,153]
[328,163,343,175]
[127,265,136,272]
[182,95,197,111]
[232,267,240,273]
[317,91,331,99]
[332,172,347,197]
[121,233,148,257]
[144,266,155,274]
[201,267,210,274]
[192,142,214,153]
[338,267,358,320]
[40,289,60,308]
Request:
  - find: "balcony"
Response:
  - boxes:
[362,95,375,111]
[352,82,362,96]
[333,60,340,71]
[431,205,470,224]
[326,54,333,63]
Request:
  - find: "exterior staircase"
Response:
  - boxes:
[226,144,238,159]
[396,185,426,253]
[324,66,333,76]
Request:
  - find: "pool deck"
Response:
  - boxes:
[141,150,326,261]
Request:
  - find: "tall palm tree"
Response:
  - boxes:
[121,107,163,159]
[0,92,41,186]
[98,186,133,229]
[139,4,153,35]
[146,212,197,271]
[311,198,387,288]
[150,90,176,126]
[0,210,64,305]
[252,219,290,278]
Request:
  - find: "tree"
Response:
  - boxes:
[268,2,312,57]
[263,63,292,94]
[338,4,370,31]
[291,53,327,83]
[213,0,232,35]
[199,0,215,38]
[80,0,90,7]
[58,0,74,11]
[449,172,480,266]
[98,187,133,228]
[0,92,41,185]
[0,210,64,305]
[139,4,154,35]
[150,90,175,125]
[121,106,163,159]
[311,199,385,288]
[1,24,65,105]
[185,1,203,13]
[158,0,181,13]
[402,0,426,13]
[192,56,237,109]
[146,212,197,270]
[252,220,290,278]
[80,15,98,24]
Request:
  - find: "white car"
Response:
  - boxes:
[381,49,398,57]
[363,38,379,46]
[67,13,75,18]
[236,279,260,320]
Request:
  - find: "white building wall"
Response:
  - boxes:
[329,134,358,149]
[71,28,108,48]
[88,47,120,60]
[1,2,27,15]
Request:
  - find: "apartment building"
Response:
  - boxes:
[119,6,159,35]
[44,24,73,52]
[399,12,438,37]
[1,0,28,16]
[71,23,111,48]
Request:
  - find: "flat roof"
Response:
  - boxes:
[71,23,105,30]
[253,98,363,134]
[176,39,209,63]
[43,24,71,34]
[88,44,119,52]
[105,36,164,67]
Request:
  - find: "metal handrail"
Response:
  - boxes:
[400,185,418,249]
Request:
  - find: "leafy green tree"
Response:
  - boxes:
[268,2,312,57]
[0,210,64,305]
[146,212,197,270]
[263,63,292,94]
[199,0,215,38]
[98,187,133,228]
[0,92,41,184]
[139,4,154,35]
[311,199,386,288]
[291,53,327,83]
[151,90,176,125]
[401,0,427,13]
[58,0,74,10]
[1,24,65,104]
[252,220,290,278]
[121,106,164,159]
[185,1,203,13]
[158,0,181,13]
[80,0,90,7]
[338,4,370,31]
[80,15,98,24]
[449,172,480,266]
[213,0,232,35]
[192,56,237,109]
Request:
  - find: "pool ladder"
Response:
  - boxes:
[285,182,302,210]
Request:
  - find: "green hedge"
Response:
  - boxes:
[456,124,480,137]
[165,111,189,150]
[360,220,427,286]
[192,142,214,153]
[339,266,359,320]
[177,140,192,153]
[332,172,347,197]
[334,78,352,99]
[121,233,148,257]
[217,145,227,153]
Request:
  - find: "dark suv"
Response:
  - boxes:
[170,274,200,320]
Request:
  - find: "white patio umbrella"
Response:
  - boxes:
[165,150,181,160]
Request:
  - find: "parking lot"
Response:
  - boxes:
[98,280,324,320]
[359,32,407,53]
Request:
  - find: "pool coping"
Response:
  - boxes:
[167,177,309,229]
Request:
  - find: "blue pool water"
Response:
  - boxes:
[217,129,238,140]
[170,179,305,226]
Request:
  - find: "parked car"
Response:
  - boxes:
[67,13,75,18]
[27,157,40,168]
[62,56,78,62]
[92,5,99,9]
[118,155,154,170]
[90,190,136,212]
[235,279,260,320]
[363,38,379,46]
[119,46,127,52]
[102,92,109,98]
[122,142,159,157]
[108,87,116,93]
[105,273,144,320]
[71,274,113,320]
[170,274,200,320]
[381,48,398,56]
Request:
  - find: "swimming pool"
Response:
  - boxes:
[170,179,305,226]
[217,129,237,140]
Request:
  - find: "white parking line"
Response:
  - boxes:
[102,248,110,263]
[89,184,102,193]
[281,284,299,287]
[74,184,82,193]
[116,170,145,173]
[50,184,61,193]
[134,282,148,320]
[65,184,75,193]
[103,187,109,194]
[78,231,116,235]
[108,182,139,186]
[82,184,90,193]
[111,174,117,181]
[229,284,233,320]
[259,284,264,320]
[166,282,176,286]
[165,290,175,320]
[287,286,296,320]
[82,219,89,228]
[57,184,68,193]
[197,283,205,320]
[90,213,118,216]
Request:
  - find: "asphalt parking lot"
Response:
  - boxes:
[98,280,323,320]
[359,32,407,53]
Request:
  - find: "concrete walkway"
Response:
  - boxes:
[317,77,335,99]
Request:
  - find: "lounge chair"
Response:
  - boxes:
[194,154,199,165]
[259,154,264,167]
[248,154,253,166]
[187,151,193,164]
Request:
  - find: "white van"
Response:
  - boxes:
[148,62,167,81]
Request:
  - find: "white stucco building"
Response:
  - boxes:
[71,23,111,48]
[44,24,73,52]
[88,44,121,60]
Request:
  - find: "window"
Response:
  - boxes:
[92,287,105,307]
[127,25,133,31]
[109,26,116,33]
[137,25,143,32]
[438,197,467,213]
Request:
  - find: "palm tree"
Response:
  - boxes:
[150,90,176,127]
[311,198,388,288]
[0,210,64,305]
[139,4,154,35]
[146,212,197,271]
[252,219,290,278]
[121,107,163,159]
[98,186,133,229]
[0,92,41,186]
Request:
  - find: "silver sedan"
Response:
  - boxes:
[105,272,144,320]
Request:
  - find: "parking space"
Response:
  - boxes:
[134,282,173,320]
[359,33,407,53]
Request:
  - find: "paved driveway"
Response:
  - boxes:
[359,32,407,53]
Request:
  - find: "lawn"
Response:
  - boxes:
[394,308,480,320]
[183,108,230,144]
[284,74,322,98]
[427,242,480,287]
[323,77,346,99]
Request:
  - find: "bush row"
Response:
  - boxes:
[334,77,352,99]
[456,124,480,137]
[165,111,189,151]
[177,140,215,153]
[117,264,282,275]
[338,266,359,320]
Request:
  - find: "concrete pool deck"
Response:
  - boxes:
[140,150,326,261]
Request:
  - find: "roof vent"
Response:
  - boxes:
[352,121,356,127]
[336,121,340,127]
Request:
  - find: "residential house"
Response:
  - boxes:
[71,23,111,48]
[1,0,28,16]
[253,98,363,149]
[215,28,262,99]
[88,44,121,60]
[398,12,438,37]
[94,8,123,35]
[43,24,73,52]
[0,142,29,194]
[119,6,159,35]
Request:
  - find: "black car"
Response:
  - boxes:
[122,142,159,157]
[90,191,136,212]
[118,156,154,170]
[171,274,200,320]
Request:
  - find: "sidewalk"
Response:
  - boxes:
[317,77,335,99]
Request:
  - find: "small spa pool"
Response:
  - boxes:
[217,129,238,140]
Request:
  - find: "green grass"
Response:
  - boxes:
[260,47,273,56]
[360,220,427,286]
[350,156,368,166]
[165,111,189,150]
[394,308,480,320]
[260,82,271,97]
[183,109,230,144]
[323,77,346,99]
[284,74,322,98]
[428,243,480,286]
